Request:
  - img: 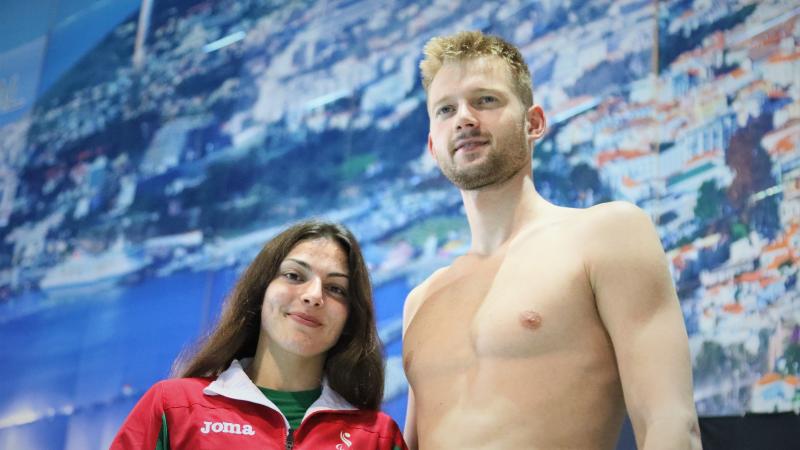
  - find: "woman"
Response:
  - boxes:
[111,220,407,450]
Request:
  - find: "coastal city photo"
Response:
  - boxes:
[0,0,798,448]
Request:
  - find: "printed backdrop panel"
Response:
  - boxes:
[0,0,797,448]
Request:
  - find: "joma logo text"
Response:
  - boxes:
[199,421,256,435]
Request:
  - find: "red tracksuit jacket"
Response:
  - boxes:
[110,359,407,450]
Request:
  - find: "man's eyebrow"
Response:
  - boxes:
[284,258,349,279]
[431,88,504,106]
[473,87,505,96]
[430,95,452,109]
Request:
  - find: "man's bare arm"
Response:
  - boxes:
[404,387,419,450]
[402,284,427,450]
[588,202,701,450]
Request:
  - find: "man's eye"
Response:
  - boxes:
[437,105,454,116]
[478,96,497,104]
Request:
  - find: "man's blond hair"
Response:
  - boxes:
[420,30,533,109]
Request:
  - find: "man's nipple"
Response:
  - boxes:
[519,310,542,330]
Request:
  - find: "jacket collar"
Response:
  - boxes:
[203,358,357,426]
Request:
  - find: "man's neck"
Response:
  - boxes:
[461,171,545,255]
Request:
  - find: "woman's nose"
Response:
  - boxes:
[301,278,324,307]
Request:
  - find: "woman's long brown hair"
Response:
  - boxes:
[173,220,384,409]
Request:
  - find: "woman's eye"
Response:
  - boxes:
[328,285,348,297]
[283,272,301,281]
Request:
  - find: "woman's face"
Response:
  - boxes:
[260,238,351,360]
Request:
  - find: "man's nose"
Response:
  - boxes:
[455,104,479,130]
[301,278,324,307]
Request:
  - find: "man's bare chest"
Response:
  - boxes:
[403,243,598,374]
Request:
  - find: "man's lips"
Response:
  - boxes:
[287,312,322,327]
[453,139,489,153]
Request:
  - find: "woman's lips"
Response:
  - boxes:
[288,312,322,327]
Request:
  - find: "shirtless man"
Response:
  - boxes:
[402,31,702,450]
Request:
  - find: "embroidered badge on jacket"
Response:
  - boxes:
[335,430,352,449]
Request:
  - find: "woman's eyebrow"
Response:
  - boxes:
[284,258,349,279]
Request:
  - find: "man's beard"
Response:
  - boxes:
[440,121,530,190]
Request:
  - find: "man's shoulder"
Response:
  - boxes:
[403,264,453,326]
[584,200,648,220]
[579,201,666,271]
[510,201,647,247]
[414,264,453,292]
[512,201,657,265]
[557,200,653,240]
[583,201,657,241]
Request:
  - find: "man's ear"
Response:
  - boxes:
[427,133,437,161]
[526,105,547,142]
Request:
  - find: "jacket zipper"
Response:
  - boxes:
[285,428,294,450]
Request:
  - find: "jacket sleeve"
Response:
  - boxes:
[380,415,409,450]
[110,382,166,450]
